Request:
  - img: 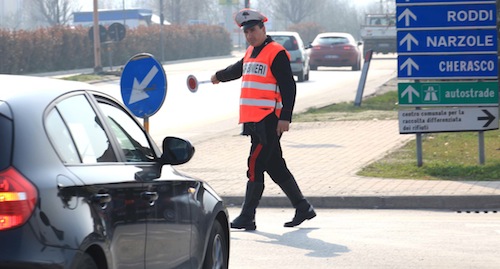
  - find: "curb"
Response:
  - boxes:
[222,195,500,210]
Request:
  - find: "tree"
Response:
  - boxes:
[31,0,74,26]
[267,0,321,25]
[143,0,220,25]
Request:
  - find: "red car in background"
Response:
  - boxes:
[309,32,363,71]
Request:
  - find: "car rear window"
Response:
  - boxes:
[272,36,299,51]
[316,36,350,45]
[0,115,13,170]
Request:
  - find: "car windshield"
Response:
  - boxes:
[316,36,350,45]
[98,101,155,162]
[271,35,298,50]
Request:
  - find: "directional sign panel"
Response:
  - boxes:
[396,0,494,4]
[398,81,498,106]
[397,29,497,54]
[396,4,496,29]
[120,53,167,118]
[399,107,498,134]
[398,54,497,79]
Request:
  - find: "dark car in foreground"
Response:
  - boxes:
[0,75,230,269]
[309,32,363,71]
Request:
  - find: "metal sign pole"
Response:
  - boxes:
[354,50,373,107]
[479,131,485,164]
[144,117,149,133]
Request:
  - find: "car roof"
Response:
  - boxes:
[315,32,355,39]
[267,31,302,39]
[313,32,357,44]
[0,75,99,118]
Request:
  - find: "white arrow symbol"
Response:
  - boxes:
[400,33,418,51]
[400,58,419,76]
[401,85,419,103]
[129,65,159,105]
[398,8,417,27]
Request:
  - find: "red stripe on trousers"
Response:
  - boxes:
[248,143,263,182]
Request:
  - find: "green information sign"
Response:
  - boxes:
[398,81,499,107]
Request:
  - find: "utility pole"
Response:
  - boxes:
[92,0,102,73]
[160,0,165,62]
[245,0,250,8]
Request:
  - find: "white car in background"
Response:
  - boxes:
[268,31,310,82]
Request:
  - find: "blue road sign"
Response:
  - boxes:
[120,53,167,118]
[396,0,495,4]
[397,28,497,54]
[396,4,496,29]
[398,54,498,79]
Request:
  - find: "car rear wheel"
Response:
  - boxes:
[203,220,229,269]
[74,253,98,269]
[297,69,305,82]
[351,58,361,71]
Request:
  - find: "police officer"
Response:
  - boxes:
[211,8,316,230]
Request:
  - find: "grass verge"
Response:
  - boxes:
[294,85,500,181]
[60,71,121,82]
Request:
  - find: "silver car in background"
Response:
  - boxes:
[268,31,310,82]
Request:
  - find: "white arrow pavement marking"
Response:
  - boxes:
[398,8,417,27]
[401,85,419,103]
[129,65,159,105]
[400,58,419,76]
[400,33,418,51]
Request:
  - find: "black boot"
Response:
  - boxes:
[278,177,316,227]
[231,181,264,230]
[284,200,316,227]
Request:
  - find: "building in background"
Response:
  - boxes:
[73,8,168,28]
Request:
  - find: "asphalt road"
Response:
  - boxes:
[228,207,500,269]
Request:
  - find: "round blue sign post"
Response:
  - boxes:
[120,53,167,132]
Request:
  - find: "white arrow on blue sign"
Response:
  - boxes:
[120,53,167,118]
[396,3,496,29]
[397,28,497,54]
[398,54,498,79]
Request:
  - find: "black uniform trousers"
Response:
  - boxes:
[244,113,293,185]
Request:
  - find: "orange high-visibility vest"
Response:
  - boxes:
[239,42,289,123]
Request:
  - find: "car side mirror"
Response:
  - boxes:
[160,137,195,165]
[357,41,363,46]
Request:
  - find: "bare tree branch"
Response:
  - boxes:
[32,0,73,26]
[270,0,321,24]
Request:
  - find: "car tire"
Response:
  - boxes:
[351,59,361,71]
[203,220,229,269]
[297,69,305,82]
[74,253,98,269]
[310,65,318,71]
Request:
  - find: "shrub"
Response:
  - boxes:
[0,24,232,74]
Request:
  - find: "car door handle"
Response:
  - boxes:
[141,191,159,206]
[91,193,111,209]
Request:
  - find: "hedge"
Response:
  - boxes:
[0,24,232,74]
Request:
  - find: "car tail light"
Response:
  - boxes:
[0,167,38,231]
[343,46,354,50]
